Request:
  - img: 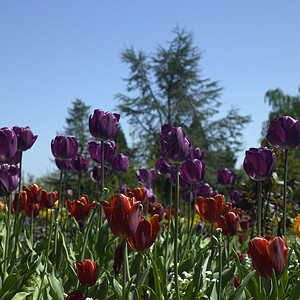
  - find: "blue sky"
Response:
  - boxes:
[1,1,300,180]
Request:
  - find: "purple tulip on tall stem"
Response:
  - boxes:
[266,115,300,236]
[160,124,190,300]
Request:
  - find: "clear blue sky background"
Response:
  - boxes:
[1,1,299,181]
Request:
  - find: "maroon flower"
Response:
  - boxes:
[76,259,98,287]
[67,195,96,221]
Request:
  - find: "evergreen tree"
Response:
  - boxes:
[116,26,250,187]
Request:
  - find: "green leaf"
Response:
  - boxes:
[138,263,151,287]
[228,270,256,300]
[268,269,278,300]
[11,292,30,300]
[47,268,64,300]
[221,264,236,289]
[148,253,162,299]
[0,273,18,298]
[287,280,300,300]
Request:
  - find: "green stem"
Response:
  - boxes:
[218,237,222,300]
[257,181,262,236]
[211,223,214,259]
[283,149,288,237]
[122,239,128,300]
[78,172,81,198]
[174,164,180,300]
[14,151,22,231]
[227,236,230,267]
[135,252,141,288]
[4,193,12,274]
[187,184,192,233]
[85,286,89,299]
[101,141,104,192]
[30,204,34,246]
[164,167,173,300]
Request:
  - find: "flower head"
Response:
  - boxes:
[51,135,78,161]
[243,147,276,181]
[67,195,96,222]
[101,194,143,238]
[0,127,17,162]
[89,109,120,141]
[217,168,236,187]
[266,116,300,150]
[111,153,130,173]
[248,235,288,280]
[71,153,90,173]
[181,159,205,184]
[88,140,116,164]
[127,215,160,252]
[294,214,300,238]
[13,126,37,151]
[76,259,98,287]
[217,211,241,237]
[0,164,20,195]
[160,124,190,165]
[155,157,171,176]
[194,195,224,224]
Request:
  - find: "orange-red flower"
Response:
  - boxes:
[194,195,224,224]
[67,195,96,222]
[22,184,42,218]
[127,214,160,252]
[164,208,175,220]
[217,211,241,237]
[248,236,288,280]
[101,193,143,238]
[40,190,58,209]
[234,276,240,288]
[126,187,147,205]
[66,290,83,300]
[76,259,98,287]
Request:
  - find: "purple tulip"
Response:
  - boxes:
[230,190,242,204]
[0,127,18,162]
[197,182,213,198]
[266,116,300,150]
[243,147,276,181]
[71,154,90,173]
[181,159,205,184]
[160,124,191,165]
[0,164,20,194]
[90,165,108,182]
[117,184,127,194]
[217,168,236,187]
[156,157,171,176]
[136,168,157,186]
[7,151,21,165]
[88,141,116,164]
[172,167,189,188]
[183,190,193,204]
[51,135,78,161]
[111,153,130,173]
[13,126,37,152]
[55,158,73,171]
[190,147,204,161]
[89,109,120,141]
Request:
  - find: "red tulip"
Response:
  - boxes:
[126,188,147,205]
[67,195,96,222]
[66,290,83,300]
[194,195,224,224]
[127,214,160,252]
[234,276,240,288]
[217,211,241,237]
[248,236,288,279]
[76,259,98,287]
[101,194,143,238]
[40,190,58,209]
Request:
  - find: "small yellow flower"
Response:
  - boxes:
[294,215,300,238]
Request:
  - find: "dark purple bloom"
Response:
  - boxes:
[217,168,236,187]
[55,158,73,171]
[88,141,116,164]
[230,190,242,204]
[160,124,190,165]
[0,164,20,194]
[112,153,130,173]
[183,190,193,204]
[90,165,108,182]
[0,127,18,162]
[7,151,21,165]
[51,135,78,161]
[197,182,213,198]
[71,154,90,173]
[136,168,157,186]
[172,167,189,188]
[243,147,276,181]
[190,147,204,161]
[118,184,127,194]
[266,116,300,150]
[181,159,205,184]
[156,157,171,176]
[89,109,120,141]
[13,126,37,152]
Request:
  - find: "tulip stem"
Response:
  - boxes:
[164,167,173,289]
[14,151,22,231]
[30,204,34,246]
[122,239,128,300]
[257,181,262,236]
[211,223,214,259]
[218,236,222,300]
[187,184,192,233]
[283,149,288,237]
[227,236,230,267]
[174,164,180,300]
[135,252,141,287]
[85,286,89,299]
[4,193,12,275]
